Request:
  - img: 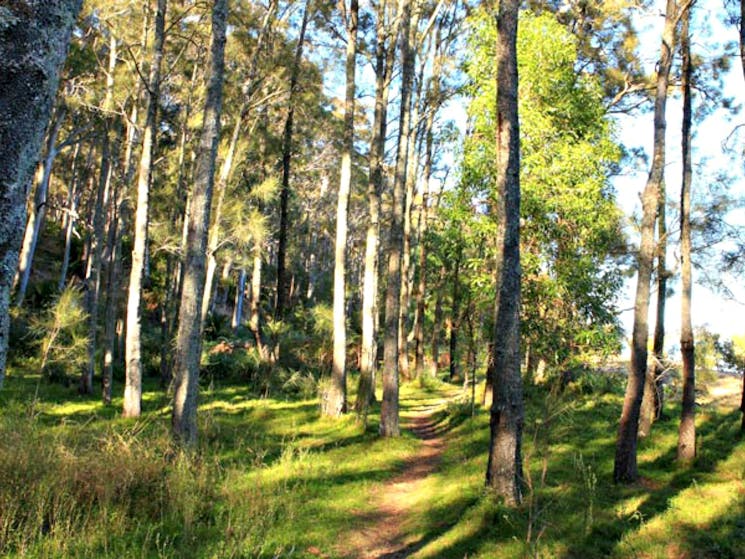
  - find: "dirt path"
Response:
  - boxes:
[342,402,448,559]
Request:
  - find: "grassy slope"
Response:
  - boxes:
[1,371,744,558]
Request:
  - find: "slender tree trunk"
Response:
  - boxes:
[59,141,84,292]
[249,243,266,358]
[614,0,677,484]
[325,0,359,418]
[103,188,125,404]
[0,0,82,387]
[172,0,227,446]
[414,24,443,379]
[123,0,167,417]
[677,8,695,462]
[431,265,446,377]
[356,0,394,414]
[640,185,668,435]
[381,0,414,438]
[449,249,461,381]
[81,35,119,395]
[485,0,523,506]
[275,0,311,319]
[232,268,246,333]
[15,108,66,307]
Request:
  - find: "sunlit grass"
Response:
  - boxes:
[1,367,744,558]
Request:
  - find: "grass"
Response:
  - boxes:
[1,368,744,558]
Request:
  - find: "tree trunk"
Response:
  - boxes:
[232,268,246,333]
[614,0,677,484]
[485,0,523,506]
[171,0,227,446]
[249,244,266,359]
[59,141,85,292]
[414,22,443,380]
[275,0,311,319]
[677,8,695,463]
[448,249,461,381]
[430,265,446,377]
[81,35,119,395]
[0,0,82,386]
[123,0,167,417]
[381,0,414,438]
[102,186,125,404]
[640,183,668,435]
[356,0,395,415]
[325,0,359,418]
[15,107,66,307]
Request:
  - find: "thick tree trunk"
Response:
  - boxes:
[124,0,167,417]
[275,0,311,319]
[172,0,227,446]
[0,0,82,386]
[485,0,523,506]
[614,0,677,484]
[356,0,394,415]
[677,9,695,462]
[381,0,414,438]
[15,108,66,307]
[325,0,359,418]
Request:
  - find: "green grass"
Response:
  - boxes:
[1,370,744,558]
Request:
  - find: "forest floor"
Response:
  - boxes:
[2,368,745,558]
[342,397,450,559]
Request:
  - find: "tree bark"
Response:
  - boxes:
[325,0,359,418]
[0,0,82,387]
[275,0,311,319]
[123,0,167,417]
[677,7,695,463]
[172,0,227,446]
[15,107,66,307]
[640,183,668,435]
[232,268,246,333]
[614,0,677,484]
[81,34,119,395]
[381,0,414,438]
[485,0,523,506]
[356,0,396,415]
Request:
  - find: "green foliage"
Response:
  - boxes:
[31,285,88,382]
[460,9,626,370]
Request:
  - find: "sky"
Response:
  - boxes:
[613,2,745,353]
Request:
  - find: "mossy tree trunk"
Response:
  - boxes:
[0,0,82,387]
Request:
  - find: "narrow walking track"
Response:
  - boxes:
[342,398,450,559]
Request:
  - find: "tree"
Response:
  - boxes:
[381,0,415,438]
[614,0,680,484]
[356,0,398,415]
[677,5,695,462]
[275,0,312,319]
[0,0,83,387]
[484,0,523,505]
[324,0,359,418]
[171,0,228,446]
[123,0,167,417]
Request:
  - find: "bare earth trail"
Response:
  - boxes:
[340,395,453,559]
